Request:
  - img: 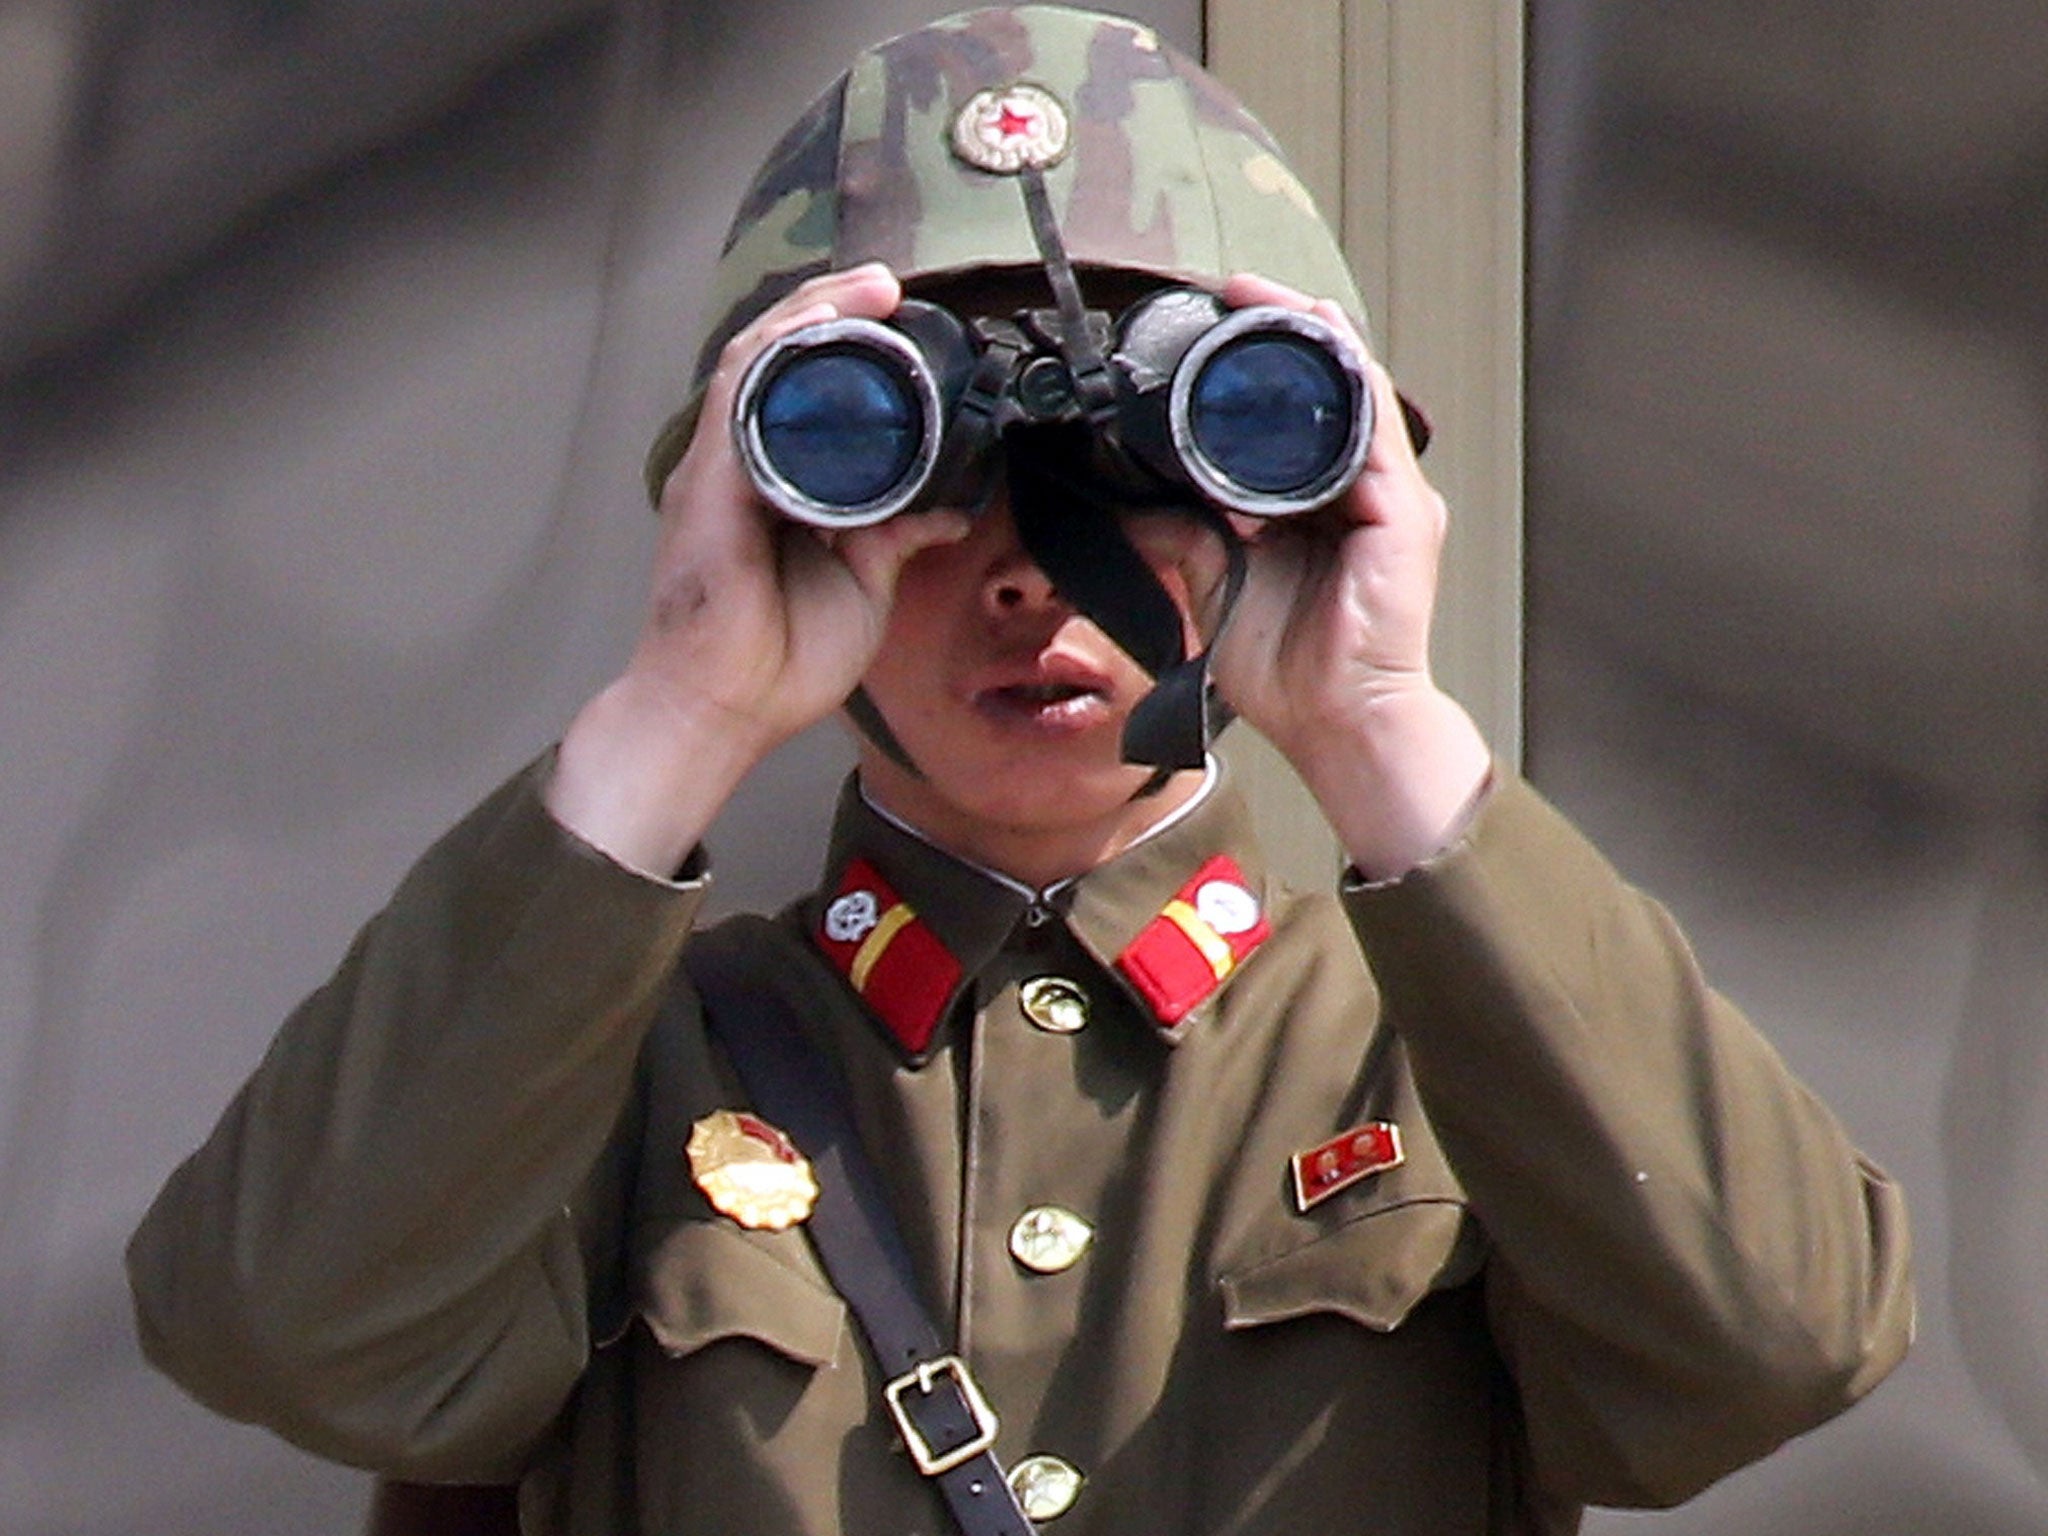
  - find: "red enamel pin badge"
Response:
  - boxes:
[1291,1121,1404,1212]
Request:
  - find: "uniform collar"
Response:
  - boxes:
[807,762,1274,1060]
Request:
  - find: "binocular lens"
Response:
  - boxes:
[1186,333,1353,496]
[755,347,923,510]
[731,293,1369,525]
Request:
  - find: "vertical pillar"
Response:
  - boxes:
[1207,0,1524,881]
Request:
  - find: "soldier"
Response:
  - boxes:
[129,7,1912,1535]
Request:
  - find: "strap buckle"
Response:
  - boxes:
[883,1354,1000,1476]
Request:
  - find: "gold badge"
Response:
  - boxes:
[687,1109,819,1230]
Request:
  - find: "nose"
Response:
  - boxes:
[982,551,1062,616]
[973,499,1068,619]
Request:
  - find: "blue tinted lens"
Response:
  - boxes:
[757,349,922,508]
[1187,336,1350,495]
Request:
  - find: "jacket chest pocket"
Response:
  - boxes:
[626,1219,905,1534]
[1203,1199,1501,1535]
[1220,1197,1483,1335]
[635,1218,848,1369]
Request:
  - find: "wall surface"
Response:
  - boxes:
[1208,0,1524,884]
[1529,3,2048,1531]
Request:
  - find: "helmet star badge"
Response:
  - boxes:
[950,83,1071,175]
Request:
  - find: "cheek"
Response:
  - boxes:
[861,588,964,726]
[1123,557,1209,653]
[871,550,962,661]
[1123,521,1231,644]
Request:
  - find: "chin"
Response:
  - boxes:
[944,763,1154,831]
[869,748,1149,839]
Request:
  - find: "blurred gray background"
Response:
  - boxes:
[1528,5,2048,1532]
[1,1,2042,1531]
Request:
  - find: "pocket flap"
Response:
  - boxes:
[638,1220,848,1368]
[1220,1199,1476,1334]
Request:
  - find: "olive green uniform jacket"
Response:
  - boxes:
[128,761,1912,1535]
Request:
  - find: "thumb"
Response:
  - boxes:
[833,510,974,605]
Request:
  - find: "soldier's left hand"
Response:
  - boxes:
[1207,273,1491,876]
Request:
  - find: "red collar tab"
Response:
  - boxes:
[1115,854,1271,1028]
[815,857,963,1055]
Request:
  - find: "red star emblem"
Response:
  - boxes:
[996,103,1038,139]
[950,84,1069,174]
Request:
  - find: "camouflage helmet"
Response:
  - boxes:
[644,3,1366,500]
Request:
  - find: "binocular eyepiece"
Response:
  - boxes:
[731,287,1373,528]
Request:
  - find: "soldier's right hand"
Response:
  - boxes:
[546,264,970,876]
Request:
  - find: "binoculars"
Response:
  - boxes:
[731,287,1374,528]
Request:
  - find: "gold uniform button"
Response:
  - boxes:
[1008,1454,1084,1521]
[1019,975,1089,1034]
[1009,1206,1094,1274]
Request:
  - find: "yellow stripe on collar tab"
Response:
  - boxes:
[1116,855,1271,1026]
[816,857,963,1055]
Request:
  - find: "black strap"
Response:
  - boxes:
[843,684,924,780]
[1012,164,1233,771]
[1018,168,1115,423]
[1007,423,1187,679]
[1005,422,1246,770]
[684,927,1038,1536]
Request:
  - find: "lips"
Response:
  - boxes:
[1002,682,1097,704]
[969,654,1118,734]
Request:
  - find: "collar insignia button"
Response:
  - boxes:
[1194,877,1261,936]
[1019,975,1090,1034]
[824,889,881,943]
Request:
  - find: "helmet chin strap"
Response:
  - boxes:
[841,164,1250,785]
[1010,162,1248,773]
[842,683,924,779]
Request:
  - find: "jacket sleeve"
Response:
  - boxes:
[126,756,705,1481]
[1342,771,1912,1509]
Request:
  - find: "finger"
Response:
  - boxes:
[819,260,902,316]
[1220,270,1313,311]
[727,264,903,370]
[1218,268,1361,334]
[833,509,973,602]
[1125,512,1236,640]
[693,263,907,456]
[1359,361,1425,478]
[1181,536,1240,642]
[784,260,902,316]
